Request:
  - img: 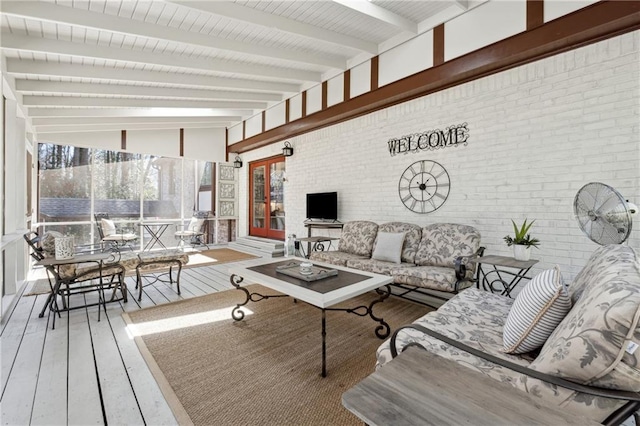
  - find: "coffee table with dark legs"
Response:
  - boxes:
[228,257,393,377]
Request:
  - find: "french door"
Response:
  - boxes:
[249,156,285,240]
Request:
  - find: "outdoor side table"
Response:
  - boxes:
[476,255,538,297]
[296,236,340,258]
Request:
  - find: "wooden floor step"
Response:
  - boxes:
[232,237,284,251]
[228,241,284,258]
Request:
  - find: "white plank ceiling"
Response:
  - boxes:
[0,0,474,134]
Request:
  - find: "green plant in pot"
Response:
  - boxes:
[504,219,540,261]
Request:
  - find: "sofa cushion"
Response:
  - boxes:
[187,217,205,232]
[377,288,516,366]
[569,244,633,303]
[377,288,626,422]
[338,221,379,257]
[371,232,405,264]
[503,266,571,354]
[100,218,117,237]
[531,245,640,391]
[309,250,368,267]
[391,265,471,293]
[415,224,480,277]
[376,222,422,263]
[346,258,415,275]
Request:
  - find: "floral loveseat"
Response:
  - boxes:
[309,221,483,299]
[377,244,640,424]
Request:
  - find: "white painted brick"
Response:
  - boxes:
[235,31,639,283]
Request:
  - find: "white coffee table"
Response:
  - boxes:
[228,257,393,377]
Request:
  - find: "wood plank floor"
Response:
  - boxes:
[1,254,267,425]
[3,255,636,426]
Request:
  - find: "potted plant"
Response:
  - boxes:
[503,219,540,261]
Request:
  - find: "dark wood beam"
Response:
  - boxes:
[121,130,126,150]
[527,0,544,31]
[370,56,379,91]
[434,24,445,66]
[225,127,229,161]
[179,128,184,157]
[302,91,307,117]
[285,99,290,124]
[344,69,351,102]
[229,1,640,153]
[322,81,328,110]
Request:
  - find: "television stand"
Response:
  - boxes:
[303,221,344,256]
[304,219,341,224]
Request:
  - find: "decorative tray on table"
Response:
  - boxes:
[275,261,338,282]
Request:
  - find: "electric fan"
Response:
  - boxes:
[573,182,636,245]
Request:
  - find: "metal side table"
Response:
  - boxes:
[476,255,538,297]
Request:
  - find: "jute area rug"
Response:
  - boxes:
[182,248,258,269]
[25,248,258,296]
[123,284,431,425]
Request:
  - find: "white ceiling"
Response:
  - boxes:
[0,0,476,134]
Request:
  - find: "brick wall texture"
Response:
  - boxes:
[239,31,639,281]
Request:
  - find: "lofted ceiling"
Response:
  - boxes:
[0,0,476,135]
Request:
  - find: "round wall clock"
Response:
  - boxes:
[398,160,450,213]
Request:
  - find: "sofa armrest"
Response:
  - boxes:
[454,246,485,282]
[390,324,640,426]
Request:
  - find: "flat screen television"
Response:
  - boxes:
[306,192,338,221]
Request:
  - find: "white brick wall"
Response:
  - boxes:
[238,31,639,282]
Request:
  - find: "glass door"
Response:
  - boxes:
[249,157,285,240]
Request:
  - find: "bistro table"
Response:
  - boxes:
[139,221,173,251]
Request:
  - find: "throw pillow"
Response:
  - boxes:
[371,232,405,264]
[503,266,571,354]
[188,218,205,232]
[41,231,64,256]
[100,218,116,237]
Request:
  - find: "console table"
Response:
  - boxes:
[303,221,343,257]
[342,347,598,425]
[476,255,538,297]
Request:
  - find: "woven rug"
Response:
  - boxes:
[183,248,258,269]
[123,284,431,425]
[25,278,54,296]
[24,248,258,296]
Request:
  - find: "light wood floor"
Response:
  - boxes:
[1,254,267,425]
[4,256,636,426]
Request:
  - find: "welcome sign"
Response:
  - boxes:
[387,123,469,156]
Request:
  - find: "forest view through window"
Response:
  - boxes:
[38,143,217,248]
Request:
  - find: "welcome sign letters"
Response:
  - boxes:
[387,123,469,156]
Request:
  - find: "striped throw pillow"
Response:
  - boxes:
[503,266,571,354]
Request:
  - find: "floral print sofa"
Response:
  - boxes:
[377,244,640,423]
[309,220,482,294]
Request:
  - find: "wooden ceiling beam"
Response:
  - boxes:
[7,59,301,93]
[167,0,378,54]
[1,33,321,83]
[15,81,282,103]
[229,1,640,153]
[1,0,346,69]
